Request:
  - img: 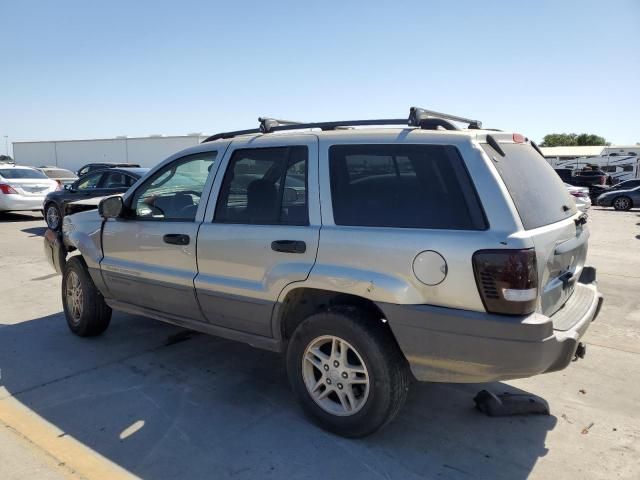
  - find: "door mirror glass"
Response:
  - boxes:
[283,187,298,204]
[99,195,124,219]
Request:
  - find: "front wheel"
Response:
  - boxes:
[613,196,632,211]
[286,307,410,437]
[45,203,62,230]
[62,256,112,336]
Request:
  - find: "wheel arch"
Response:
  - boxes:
[273,287,396,344]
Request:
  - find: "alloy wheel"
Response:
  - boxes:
[46,205,60,230]
[614,197,630,210]
[302,335,370,416]
[65,271,83,324]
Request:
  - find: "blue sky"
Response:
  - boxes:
[1,0,639,154]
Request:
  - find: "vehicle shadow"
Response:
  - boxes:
[0,313,555,480]
[0,212,43,222]
[21,226,47,237]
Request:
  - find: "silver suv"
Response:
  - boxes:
[44,108,603,437]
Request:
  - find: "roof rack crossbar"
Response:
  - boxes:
[202,118,407,143]
[202,107,483,143]
[409,106,482,129]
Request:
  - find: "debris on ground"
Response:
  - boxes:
[579,389,587,395]
[473,390,550,417]
[581,422,594,434]
[561,413,574,424]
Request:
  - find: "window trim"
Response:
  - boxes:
[127,152,217,222]
[213,145,310,227]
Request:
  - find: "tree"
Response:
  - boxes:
[0,155,13,164]
[540,133,608,147]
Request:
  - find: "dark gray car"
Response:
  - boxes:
[597,184,640,210]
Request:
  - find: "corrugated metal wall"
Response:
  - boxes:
[12,136,205,171]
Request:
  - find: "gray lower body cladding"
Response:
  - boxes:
[378,268,603,383]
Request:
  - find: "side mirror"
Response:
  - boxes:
[99,195,124,219]
[283,187,299,203]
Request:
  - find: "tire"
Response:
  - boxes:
[286,306,410,437]
[612,196,632,211]
[62,256,112,337]
[45,203,62,230]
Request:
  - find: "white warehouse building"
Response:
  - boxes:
[12,134,207,172]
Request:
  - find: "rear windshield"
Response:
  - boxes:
[0,168,49,179]
[481,142,576,230]
[329,144,486,230]
[44,169,75,179]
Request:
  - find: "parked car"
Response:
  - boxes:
[564,183,591,213]
[37,166,78,189]
[76,162,141,177]
[554,168,574,183]
[590,179,640,204]
[43,108,602,437]
[597,185,640,211]
[43,167,148,230]
[571,169,612,186]
[0,165,59,214]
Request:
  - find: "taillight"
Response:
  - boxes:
[472,249,538,315]
[55,180,63,191]
[599,176,606,185]
[0,184,18,194]
[570,191,587,198]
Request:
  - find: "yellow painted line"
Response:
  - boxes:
[0,393,137,480]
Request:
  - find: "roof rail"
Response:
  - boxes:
[202,107,482,143]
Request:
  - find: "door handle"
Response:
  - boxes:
[271,240,306,254]
[163,234,190,246]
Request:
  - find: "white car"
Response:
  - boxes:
[0,165,59,214]
[564,183,591,213]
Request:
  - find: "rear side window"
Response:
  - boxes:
[482,142,576,230]
[215,146,308,225]
[329,144,486,230]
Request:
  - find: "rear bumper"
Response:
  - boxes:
[0,195,46,211]
[380,266,603,383]
[43,228,67,274]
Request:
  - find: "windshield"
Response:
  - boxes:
[0,168,49,179]
[482,142,577,230]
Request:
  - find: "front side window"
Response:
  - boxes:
[133,152,216,221]
[329,144,485,229]
[214,146,308,225]
[75,172,103,190]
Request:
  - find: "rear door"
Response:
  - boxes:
[195,134,320,337]
[482,141,586,316]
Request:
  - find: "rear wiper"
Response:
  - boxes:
[574,214,588,227]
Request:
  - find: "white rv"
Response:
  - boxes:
[546,145,640,183]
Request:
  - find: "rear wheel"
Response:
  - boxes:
[62,256,112,336]
[613,196,632,211]
[45,203,62,230]
[286,307,410,437]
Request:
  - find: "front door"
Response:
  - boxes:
[195,135,320,337]
[100,150,218,320]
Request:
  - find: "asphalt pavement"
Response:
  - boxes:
[0,208,639,479]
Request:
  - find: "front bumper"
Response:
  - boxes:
[380,267,603,383]
[43,228,67,274]
[0,195,46,212]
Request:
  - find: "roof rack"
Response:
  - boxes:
[202,107,482,143]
